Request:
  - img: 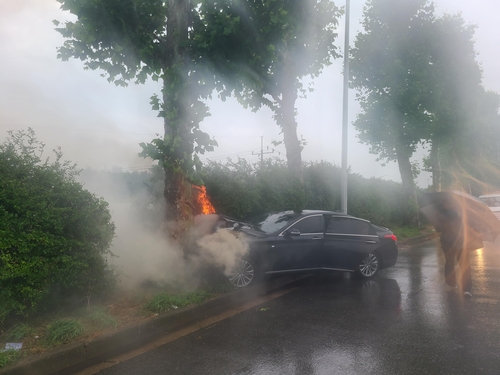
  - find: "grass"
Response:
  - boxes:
[3,324,34,342]
[46,318,85,346]
[0,324,32,369]
[0,349,22,369]
[144,291,212,314]
[392,226,424,240]
[143,283,235,314]
[85,308,118,330]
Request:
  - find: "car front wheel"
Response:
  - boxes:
[356,252,379,278]
[228,259,256,288]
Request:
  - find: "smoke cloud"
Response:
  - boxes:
[78,171,249,291]
[193,229,250,276]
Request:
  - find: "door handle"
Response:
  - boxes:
[312,237,322,240]
[365,240,377,244]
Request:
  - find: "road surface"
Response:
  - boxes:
[83,238,500,374]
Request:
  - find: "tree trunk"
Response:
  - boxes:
[279,62,303,183]
[430,138,442,192]
[162,0,196,229]
[396,145,419,226]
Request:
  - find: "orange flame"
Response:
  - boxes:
[193,185,216,215]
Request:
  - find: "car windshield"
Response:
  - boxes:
[253,211,300,234]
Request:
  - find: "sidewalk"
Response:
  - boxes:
[0,233,437,375]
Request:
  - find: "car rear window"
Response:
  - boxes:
[326,217,371,235]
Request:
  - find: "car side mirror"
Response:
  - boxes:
[286,228,301,237]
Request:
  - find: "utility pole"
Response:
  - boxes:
[253,136,274,168]
[341,0,350,214]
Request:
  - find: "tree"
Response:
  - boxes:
[55,0,217,230]
[350,0,436,223]
[424,14,491,194]
[195,0,342,184]
[0,129,115,322]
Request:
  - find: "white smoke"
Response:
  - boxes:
[192,229,250,276]
[78,170,249,290]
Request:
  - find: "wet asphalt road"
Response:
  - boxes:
[97,238,500,374]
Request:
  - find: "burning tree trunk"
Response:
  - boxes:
[161,0,196,229]
[193,185,216,215]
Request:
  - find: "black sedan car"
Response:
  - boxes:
[226,210,398,287]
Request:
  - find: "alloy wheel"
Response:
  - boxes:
[359,253,379,278]
[228,260,255,287]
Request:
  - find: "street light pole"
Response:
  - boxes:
[341,0,350,214]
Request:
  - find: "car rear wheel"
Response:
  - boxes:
[356,252,379,278]
[228,259,256,288]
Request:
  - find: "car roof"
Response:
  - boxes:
[274,210,368,221]
[301,209,347,215]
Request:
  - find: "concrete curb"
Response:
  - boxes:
[0,275,303,375]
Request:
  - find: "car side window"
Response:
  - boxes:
[289,215,323,234]
[326,217,371,235]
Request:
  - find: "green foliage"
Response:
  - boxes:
[202,159,407,227]
[55,0,219,217]
[54,0,343,216]
[201,158,307,219]
[46,318,84,345]
[195,0,342,178]
[351,0,435,161]
[350,0,500,197]
[196,0,342,104]
[0,129,116,323]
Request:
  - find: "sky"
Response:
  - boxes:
[1,0,500,188]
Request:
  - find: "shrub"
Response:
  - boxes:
[0,129,116,323]
[202,158,408,227]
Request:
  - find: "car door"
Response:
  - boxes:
[266,214,324,272]
[322,216,379,270]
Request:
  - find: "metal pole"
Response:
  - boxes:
[341,0,350,214]
[260,136,264,167]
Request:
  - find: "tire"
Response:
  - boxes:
[228,259,257,288]
[356,252,380,278]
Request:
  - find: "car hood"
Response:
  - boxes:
[238,227,268,239]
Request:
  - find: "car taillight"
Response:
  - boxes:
[384,234,397,242]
